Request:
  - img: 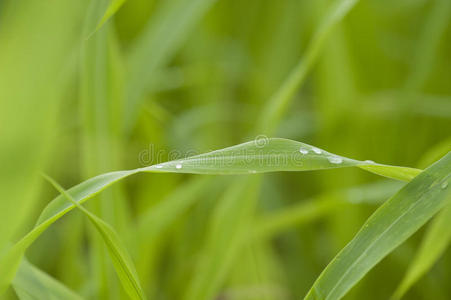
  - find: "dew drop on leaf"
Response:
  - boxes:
[300,148,309,154]
[328,156,343,164]
[312,147,322,154]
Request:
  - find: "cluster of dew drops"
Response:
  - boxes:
[299,146,343,164]
[151,145,450,188]
[154,163,183,169]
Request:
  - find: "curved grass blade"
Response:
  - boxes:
[142,138,420,181]
[358,164,420,182]
[304,152,451,300]
[0,138,419,292]
[43,175,146,300]
[12,259,84,300]
[392,204,451,299]
[391,137,451,299]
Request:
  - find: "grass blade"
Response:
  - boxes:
[391,137,451,299]
[304,152,451,300]
[12,259,83,300]
[141,138,420,181]
[42,175,146,300]
[0,138,419,292]
[392,204,451,299]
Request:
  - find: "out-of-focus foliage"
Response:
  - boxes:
[0,0,450,299]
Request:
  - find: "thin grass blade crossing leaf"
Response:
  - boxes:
[43,175,146,300]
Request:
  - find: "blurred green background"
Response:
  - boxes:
[0,0,450,299]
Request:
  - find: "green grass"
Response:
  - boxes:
[0,0,450,299]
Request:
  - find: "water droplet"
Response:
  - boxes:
[312,147,322,154]
[442,181,448,189]
[155,165,163,169]
[249,170,257,174]
[299,148,309,154]
[364,160,375,164]
[328,156,343,164]
[175,163,182,169]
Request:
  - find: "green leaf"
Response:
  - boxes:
[0,138,419,292]
[141,139,420,181]
[358,164,420,182]
[304,152,451,300]
[42,175,146,300]
[392,204,451,299]
[12,259,83,300]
